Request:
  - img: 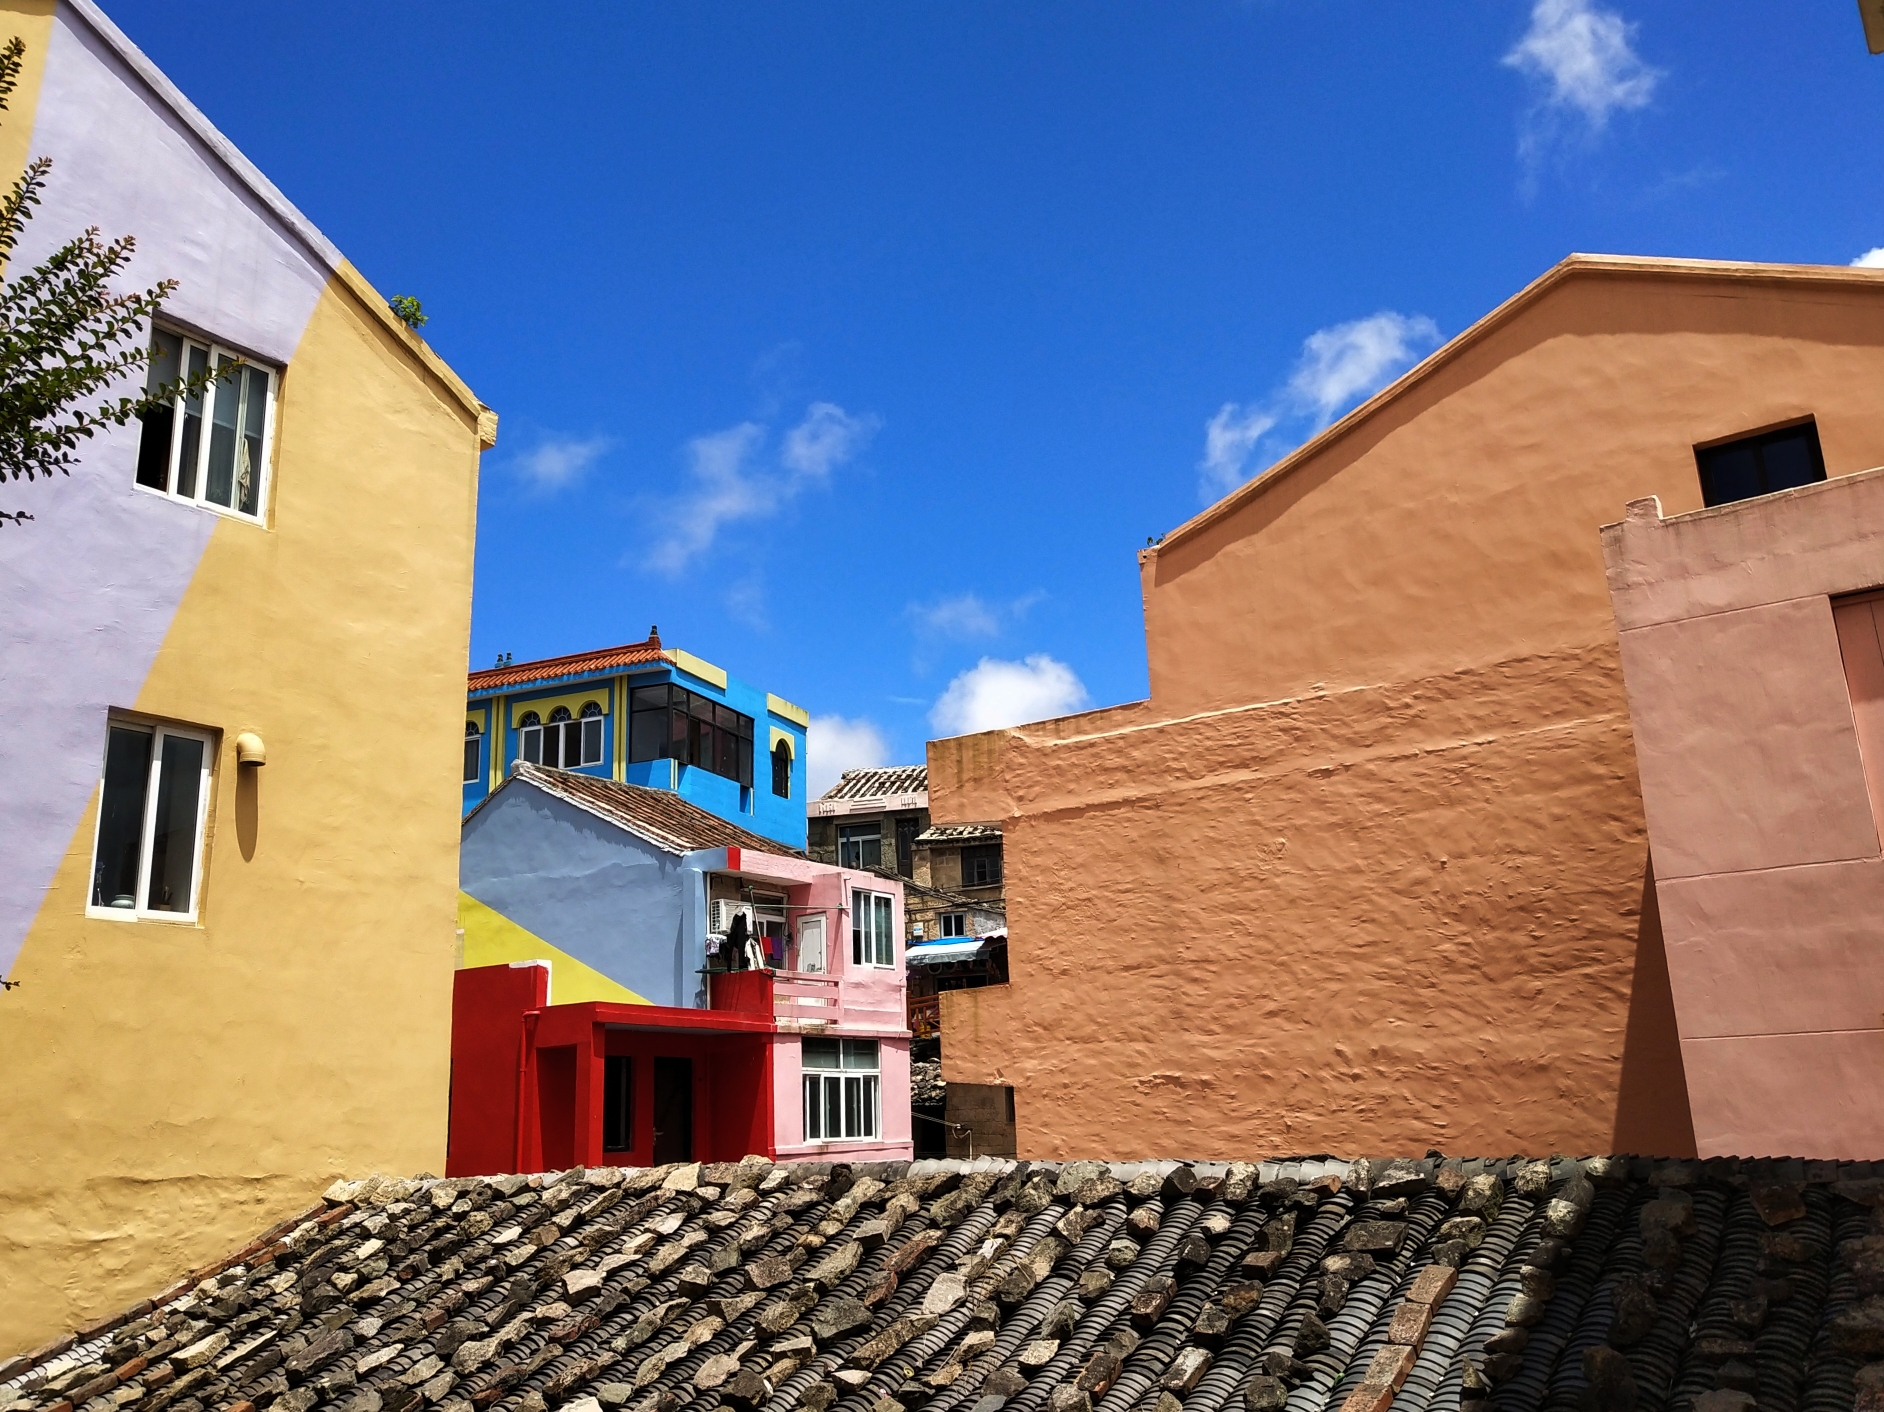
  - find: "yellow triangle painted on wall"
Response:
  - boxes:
[457,891,651,1006]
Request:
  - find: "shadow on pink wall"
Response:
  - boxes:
[1612,861,1698,1158]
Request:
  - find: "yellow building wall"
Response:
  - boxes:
[0,273,484,1353]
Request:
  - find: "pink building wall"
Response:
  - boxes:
[719,848,913,1161]
[1602,469,1884,1158]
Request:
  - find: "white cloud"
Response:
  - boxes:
[1197,312,1441,498]
[649,401,878,573]
[807,714,890,798]
[906,590,1045,643]
[1503,0,1660,145]
[1201,403,1278,497]
[783,402,880,478]
[1853,248,1884,269]
[1288,313,1442,428]
[513,434,612,494]
[930,655,1089,737]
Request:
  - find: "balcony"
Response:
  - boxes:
[708,968,906,1033]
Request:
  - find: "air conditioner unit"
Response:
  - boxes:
[710,900,753,934]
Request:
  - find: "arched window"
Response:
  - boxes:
[772,739,792,798]
[519,702,606,769]
[464,720,482,784]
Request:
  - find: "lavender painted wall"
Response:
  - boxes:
[1603,472,1884,1158]
[0,3,330,977]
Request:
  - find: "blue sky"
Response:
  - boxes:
[110,1,1884,791]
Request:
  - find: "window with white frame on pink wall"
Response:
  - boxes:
[851,889,894,966]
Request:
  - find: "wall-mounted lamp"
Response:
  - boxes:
[235,732,267,767]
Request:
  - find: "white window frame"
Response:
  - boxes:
[518,703,606,769]
[940,912,967,938]
[135,329,278,525]
[802,1038,880,1142]
[86,718,215,925]
[851,888,895,968]
[464,722,483,784]
[838,822,882,869]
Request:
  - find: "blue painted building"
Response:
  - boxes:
[463,629,808,849]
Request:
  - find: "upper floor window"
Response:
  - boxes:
[90,717,212,922]
[1696,419,1826,508]
[629,683,752,786]
[961,841,1003,886]
[464,721,482,784]
[772,739,792,798]
[520,701,604,769]
[940,912,967,937]
[135,330,276,522]
[852,888,895,966]
[839,822,881,869]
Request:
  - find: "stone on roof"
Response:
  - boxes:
[818,766,929,803]
[502,764,802,858]
[4,1155,1879,1412]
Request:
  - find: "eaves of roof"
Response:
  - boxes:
[491,762,802,858]
[469,640,670,694]
[1151,253,1884,557]
[63,0,493,443]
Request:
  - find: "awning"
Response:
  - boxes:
[905,938,990,965]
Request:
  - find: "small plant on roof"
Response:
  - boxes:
[388,295,427,331]
[0,36,221,526]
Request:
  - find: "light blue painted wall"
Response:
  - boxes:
[460,782,710,1008]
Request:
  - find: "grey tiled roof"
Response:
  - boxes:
[818,767,928,803]
[912,826,1001,844]
[3,1157,1879,1412]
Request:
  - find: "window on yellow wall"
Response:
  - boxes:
[135,329,277,522]
[89,717,213,922]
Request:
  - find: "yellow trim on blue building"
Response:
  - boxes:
[508,688,611,727]
[668,649,728,690]
[769,725,795,755]
[766,692,810,728]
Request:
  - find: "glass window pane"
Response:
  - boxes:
[146,733,205,913]
[669,709,689,759]
[203,356,242,507]
[694,717,713,772]
[463,735,479,783]
[1759,430,1823,495]
[582,716,604,766]
[237,366,267,515]
[135,332,181,491]
[93,725,153,909]
[862,1075,878,1136]
[631,685,668,711]
[824,1076,841,1137]
[521,726,542,765]
[803,1078,820,1140]
[630,709,664,763]
[177,345,208,499]
[842,1039,879,1071]
[844,1076,861,1137]
[802,1037,841,1069]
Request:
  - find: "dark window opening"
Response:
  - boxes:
[895,816,917,878]
[772,739,792,798]
[629,683,753,786]
[603,1054,633,1152]
[1696,419,1827,508]
[961,842,1003,887]
[839,823,881,869]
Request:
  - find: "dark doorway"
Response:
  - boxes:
[603,1055,633,1153]
[652,1057,694,1163]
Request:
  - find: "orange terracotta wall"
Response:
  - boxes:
[931,257,1884,1161]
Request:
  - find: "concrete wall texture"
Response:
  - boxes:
[1603,472,1884,1159]
[0,1,490,1354]
[930,254,1884,1163]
